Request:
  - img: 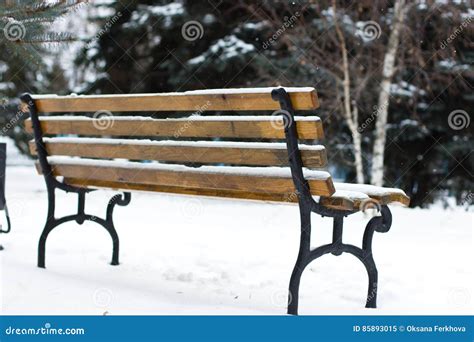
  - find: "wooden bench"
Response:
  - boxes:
[21,87,409,315]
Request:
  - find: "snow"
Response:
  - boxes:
[330,190,369,201]
[0,137,32,166]
[438,59,470,72]
[129,3,185,27]
[48,2,104,90]
[188,55,206,65]
[417,1,428,10]
[147,3,184,17]
[46,157,331,180]
[1,165,472,315]
[209,35,255,59]
[0,61,8,74]
[390,81,427,97]
[334,183,407,197]
[242,22,268,30]
[188,35,256,64]
[183,87,314,95]
[400,119,420,128]
[0,82,14,92]
[322,7,354,26]
[461,8,474,20]
[32,87,316,99]
[36,115,320,122]
[203,14,217,25]
[42,137,325,151]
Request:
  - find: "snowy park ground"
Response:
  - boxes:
[0,151,472,315]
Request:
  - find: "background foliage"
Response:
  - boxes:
[0,0,472,207]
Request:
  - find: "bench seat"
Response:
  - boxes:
[45,157,409,211]
[40,157,335,197]
[320,183,410,210]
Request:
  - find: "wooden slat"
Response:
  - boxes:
[64,178,410,209]
[369,193,410,207]
[26,88,319,112]
[319,197,356,211]
[64,178,301,203]
[24,116,324,140]
[36,161,335,196]
[29,139,327,168]
[320,192,410,210]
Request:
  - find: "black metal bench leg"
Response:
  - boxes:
[287,254,305,315]
[38,191,131,269]
[22,93,131,269]
[106,221,120,266]
[38,219,55,268]
[287,206,392,314]
[104,192,131,265]
[287,207,312,315]
[365,255,378,308]
[361,205,392,308]
[38,188,57,268]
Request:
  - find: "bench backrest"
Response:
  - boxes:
[23,87,335,199]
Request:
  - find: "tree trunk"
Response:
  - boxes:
[351,103,364,183]
[370,0,408,186]
[332,0,364,184]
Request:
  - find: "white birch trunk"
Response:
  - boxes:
[332,0,365,184]
[370,0,408,186]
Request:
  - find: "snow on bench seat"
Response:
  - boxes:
[31,138,328,168]
[319,183,410,210]
[25,115,324,140]
[28,87,319,112]
[29,115,321,122]
[45,157,330,179]
[40,137,325,151]
[31,87,316,99]
[39,157,335,197]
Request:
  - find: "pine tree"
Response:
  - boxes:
[1,0,86,154]
[1,0,87,64]
[75,1,473,207]
[75,0,262,93]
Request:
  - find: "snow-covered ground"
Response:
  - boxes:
[0,162,472,315]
